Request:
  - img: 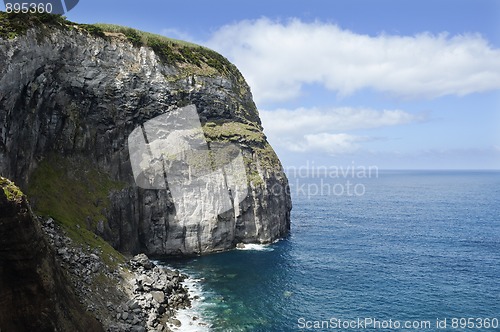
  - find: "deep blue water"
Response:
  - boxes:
[163,171,500,331]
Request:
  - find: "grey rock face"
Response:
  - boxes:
[0,23,291,255]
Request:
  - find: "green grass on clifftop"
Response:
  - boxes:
[0,12,241,79]
[0,11,67,39]
[93,23,199,48]
[26,156,126,266]
[93,23,240,78]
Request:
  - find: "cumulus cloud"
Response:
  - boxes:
[206,18,500,103]
[260,107,418,155]
[287,133,368,155]
[260,107,421,135]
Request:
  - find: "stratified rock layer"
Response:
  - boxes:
[0,15,291,255]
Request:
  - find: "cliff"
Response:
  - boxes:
[0,13,291,256]
[0,177,104,331]
[0,177,201,331]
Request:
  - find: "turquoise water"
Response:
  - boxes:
[163,171,500,331]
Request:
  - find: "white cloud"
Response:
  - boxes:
[288,133,367,155]
[260,107,417,155]
[206,18,500,103]
[260,107,421,136]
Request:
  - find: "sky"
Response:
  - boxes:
[5,0,499,169]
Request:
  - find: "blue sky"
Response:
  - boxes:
[6,0,499,169]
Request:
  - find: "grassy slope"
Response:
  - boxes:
[26,156,126,266]
[0,12,241,79]
[92,23,240,78]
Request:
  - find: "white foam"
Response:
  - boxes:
[236,243,274,251]
[156,266,212,332]
[272,237,284,244]
[169,277,212,332]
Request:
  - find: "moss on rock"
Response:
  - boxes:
[202,121,265,144]
[26,156,126,266]
[0,177,24,202]
[0,12,243,79]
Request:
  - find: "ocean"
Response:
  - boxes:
[161,170,500,331]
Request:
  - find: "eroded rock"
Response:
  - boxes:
[0,17,291,256]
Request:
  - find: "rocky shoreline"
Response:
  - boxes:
[0,13,291,330]
[40,217,199,332]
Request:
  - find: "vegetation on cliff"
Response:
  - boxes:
[26,156,126,266]
[94,23,242,78]
[0,177,23,202]
[0,176,105,332]
[0,11,242,80]
[0,11,66,39]
[0,11,291,255]
[203,121,265,144]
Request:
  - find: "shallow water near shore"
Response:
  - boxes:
[161,171,500,331]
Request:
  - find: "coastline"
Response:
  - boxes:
[162,270,212,331]
[39,216,199,332]
[157,242,282,331]
[39,212,283,331]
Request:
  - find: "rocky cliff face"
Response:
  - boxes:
[0,177,104,331]
[0,177,203,331]
[0,14,291,255]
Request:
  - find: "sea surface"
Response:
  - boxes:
[161,170,500,331]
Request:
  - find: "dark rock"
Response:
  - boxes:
[0,177,104,331]
[157,306,166,315]
[169,318,182,327]
[131,327,146,332]
[131,253,154,270]
[0,14,291,331]
[128,300,141,310]
[0,18,291,257]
